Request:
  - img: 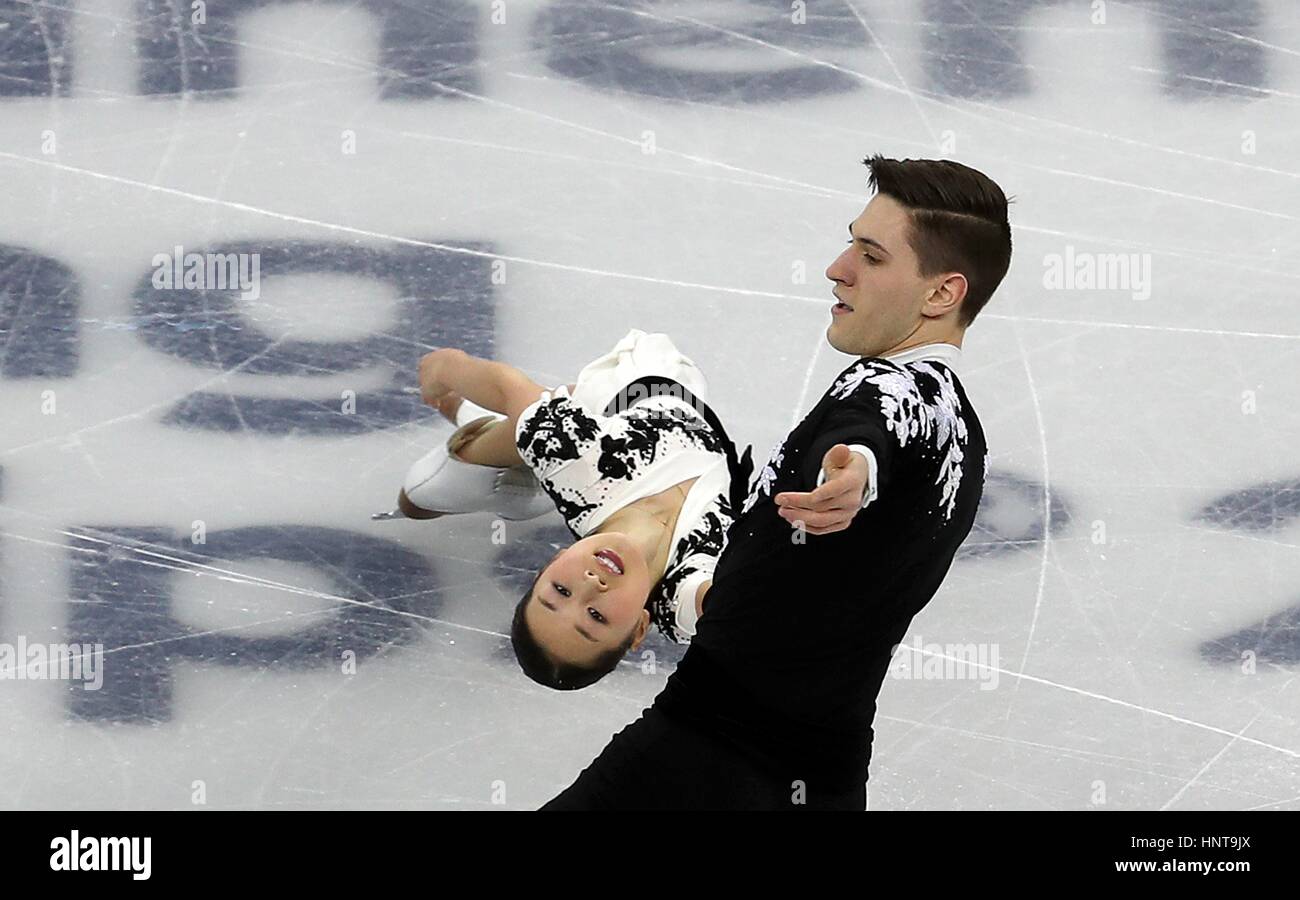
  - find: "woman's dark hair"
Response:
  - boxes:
[864,154,1013,326]
[510,568,642,691]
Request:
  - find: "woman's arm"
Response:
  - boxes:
[419,349,544,420]
[418,349,546,467]
[695,579,712,619]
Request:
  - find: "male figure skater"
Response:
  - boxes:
[541,155,1013,810]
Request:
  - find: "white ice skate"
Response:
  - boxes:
[372,402,554,522]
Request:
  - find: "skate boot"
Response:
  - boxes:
[373,415,553,522]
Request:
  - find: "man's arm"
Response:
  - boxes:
[774,443,872,535]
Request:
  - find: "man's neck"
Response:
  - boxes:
[872,329,966,372]
[885,328,963,356]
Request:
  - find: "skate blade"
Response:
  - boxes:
[396,488,448,520]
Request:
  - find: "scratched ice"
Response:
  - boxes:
[0,0,1298,810]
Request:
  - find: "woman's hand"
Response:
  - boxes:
[413,349,545,454]
[418,348,466,409]
[434,391,464,424]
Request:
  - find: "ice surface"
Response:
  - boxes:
[0,0,1298,810]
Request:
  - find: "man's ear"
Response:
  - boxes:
[925,272,968,317]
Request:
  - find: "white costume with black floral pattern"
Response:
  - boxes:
[514,331,735,642]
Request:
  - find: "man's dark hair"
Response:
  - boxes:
[864,155,1013,326]
[510,572,640,691]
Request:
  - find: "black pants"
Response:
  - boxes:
[540,706,867,811]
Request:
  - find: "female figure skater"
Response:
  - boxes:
[376,330,751,690]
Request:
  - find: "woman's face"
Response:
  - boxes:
[524,533,652,668]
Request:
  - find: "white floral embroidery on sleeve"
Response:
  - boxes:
[831,359,970,521]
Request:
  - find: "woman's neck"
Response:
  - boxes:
[597,486,687,582]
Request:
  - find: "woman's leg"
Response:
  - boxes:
[450,416,524,467]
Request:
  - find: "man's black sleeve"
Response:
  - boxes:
[799,381,897,502]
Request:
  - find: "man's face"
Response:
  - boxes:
[824,194,935,358]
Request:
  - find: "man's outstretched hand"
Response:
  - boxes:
[774,444,869,535]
